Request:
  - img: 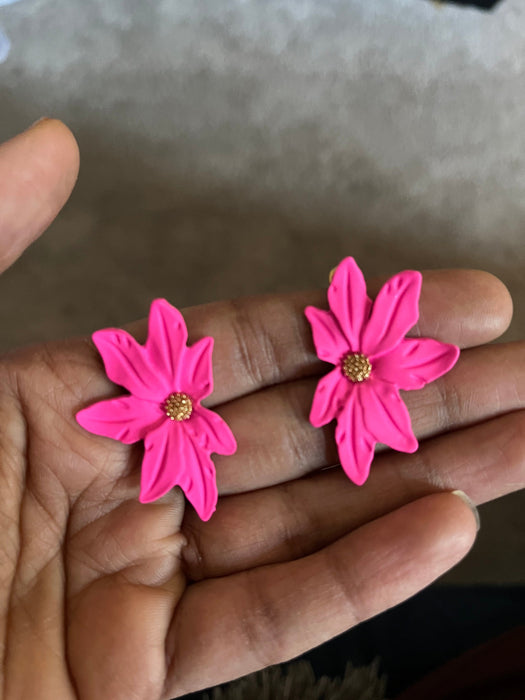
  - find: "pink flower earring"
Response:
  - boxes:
[76,299,237,521]
[305,257,460,486]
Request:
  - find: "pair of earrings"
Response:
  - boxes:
[76,257,459,521]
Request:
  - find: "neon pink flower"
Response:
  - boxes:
[305,257,459,486]
[76,299,236,521]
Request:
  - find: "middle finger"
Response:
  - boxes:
[212,341,525,494]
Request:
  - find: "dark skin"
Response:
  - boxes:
[1,120,523,700]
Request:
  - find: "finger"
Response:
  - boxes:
[167,492,477,696]
[67,270,511,500]
[0,118,79,274]
[194,269,512,405]
[182,409,524,580]
[82,269,512,412]
[212,341,525,494]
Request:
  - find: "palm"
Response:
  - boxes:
[1,121,524,700]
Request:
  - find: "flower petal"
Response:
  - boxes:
[184,336,214,400]
[139,422,177,503]
[327,257,371,350]
[310,367,351,427]
[373,338,460,391]
[76,395,164,444]
[179,432,219,521]
[139,421,219,521]
[304,307,350,365]
[93,329,167,400]
[361,270,422,357]
[145,299,188,387]
[361,381,418,453]
[335,388,375,485]
[187,405,237,455]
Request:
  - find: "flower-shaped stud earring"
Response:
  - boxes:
[76,299,237,521]
[305,257,460,486]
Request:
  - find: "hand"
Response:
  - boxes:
[1,121,522,700]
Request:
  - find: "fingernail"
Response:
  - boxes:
[27,116,50,130]
[451,490,480,531]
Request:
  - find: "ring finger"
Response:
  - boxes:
[182,407,525,580]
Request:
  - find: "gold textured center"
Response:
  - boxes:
[164,392,193,421]
[342,353,372,383]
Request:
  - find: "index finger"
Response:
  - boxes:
[123,268,512,406]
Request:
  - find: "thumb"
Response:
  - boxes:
[0,118,79,274]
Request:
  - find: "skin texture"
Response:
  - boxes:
[0,120,522,700]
